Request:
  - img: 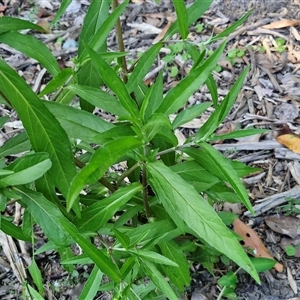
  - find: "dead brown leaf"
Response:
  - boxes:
[262,19,300,29]
[233,219,283,272]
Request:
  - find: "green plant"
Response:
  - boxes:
[227,48,246,65]
[275,37,286,53]
[275,197,300,215]
[0,2,267,299]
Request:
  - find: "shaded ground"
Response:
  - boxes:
[1,0,300,299]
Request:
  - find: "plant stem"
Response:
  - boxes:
[73,157,116,192]
[112,0,128,83]
[142,146,150,217]
[142,163,150,218]
[116,161,141,188]
[155,141,196,158]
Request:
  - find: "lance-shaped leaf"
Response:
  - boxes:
[141,259,178,299]
[195,67,249,142]
[44,101,115,144]
[159,240,190,291]
[0,60,76,198]
[67,137,141,210]
[163,0,212,41]
[0,17,44,33]
[1,218,31,241]
[66,85,127,116]
[157,41,226,115]
[0,153,51,188]
[147,161,259,283]
[182,144,254,214]
[172,0,188,39]
[0,32,60,76]
[15,187,73,247]
[60,218,122,282]
[126,42,162,93]
[86,46,139,118]
[0,132,31,158]
[75,183,143,232]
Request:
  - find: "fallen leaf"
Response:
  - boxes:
[276,134,300,154]
[264,215,300,238]
[233,219,283,272]
[276,124,300,154]
[262,19,300,29]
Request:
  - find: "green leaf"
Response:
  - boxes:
[183,144,254,213]
[78,0,110,55]
[0,32,60,76]
[26,284,44,300]
[217,212,238,226]
[0,17,44,33]
[66,85,127,116]
[172,0,188,39]
[124,220,181,249]
[38,68,73,97]
[52,0,72,23]
[113,228,130,249]
[206,74,218,108]
[250,257,276,273]
[0,153,52,188]
[28,259,44,295]
[44,101,115,144]
[86,46,139,118]
[195,67,249,142]
[60,218,122,282]
[75,183,143,232]
[0,132,30,158]
[211,11,252,42]
[157,41,226,115]
[230,160,262,177]
[67,137,141,211]
[15,187,73,247]
[170,160,220,192]
[141,259,178,300]
[128,249,178,267]
[0,59,76,198]
[0,115,8,127]
[126,42,162,93]
[209,129,269,141]
[218,271,237,286]
[163,0,212,41]
[143,113,172,142]
[0,218,31,241]
[159,240,190,291]
[185,42,204,63]
[172,102,211,129]
[206,182,241,203]
[79,0,128,59]
[147,161,259,282]
[144,72,164,120]
[78,266,103,300]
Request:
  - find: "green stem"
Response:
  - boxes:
[116,161,141,188]
[142,147,150,217]
[112,0,128,83]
